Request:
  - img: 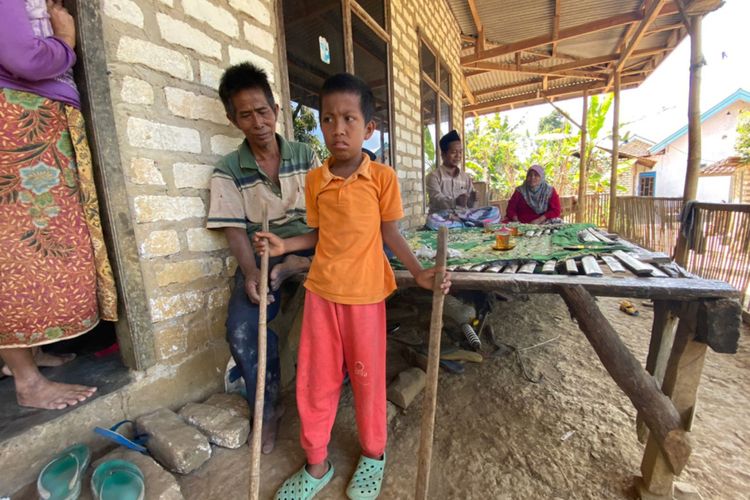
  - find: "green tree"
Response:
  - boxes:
[292,104,329,161]
[537,110,565,134]
[737,110,750,162]
[464,114,525,198]
[423,126,437,171]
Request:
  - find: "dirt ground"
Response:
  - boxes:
[179,292,750,500]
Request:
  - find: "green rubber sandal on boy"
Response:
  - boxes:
[37,443,91,500]
[273,462,334,500]
[90,459,145,500]
[346,453,386,499]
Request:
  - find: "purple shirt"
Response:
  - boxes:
[0,0,80,108]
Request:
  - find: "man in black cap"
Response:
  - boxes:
[425,129,476,213]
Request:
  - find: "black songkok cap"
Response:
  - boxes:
[439,129,461,153]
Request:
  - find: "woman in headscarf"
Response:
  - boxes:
[503,164,561,224]
[0,0,117,409]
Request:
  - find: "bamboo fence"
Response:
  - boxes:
[685,203,750,310]
[611,197,684,255]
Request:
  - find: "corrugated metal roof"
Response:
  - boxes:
[449,0,724,115]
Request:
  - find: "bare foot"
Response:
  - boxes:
[261,405,285,454]
[270,255,311,291]
[15,376,97,410]
[306,460,330,479]
[2,349,76,376]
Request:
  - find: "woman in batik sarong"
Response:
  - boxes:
[0,0,117,410]
[504,164,562,224]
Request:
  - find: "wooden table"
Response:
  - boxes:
[394,232,742,499]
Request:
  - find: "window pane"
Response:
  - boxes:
[439,98,451,141]
[352,14,391,164]
[421,80,438,174]
[353,0,385,28]
[440,62,451,95]
[284,0,345,110]
[420,42,436,83]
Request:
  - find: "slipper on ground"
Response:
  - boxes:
[346,453,386,499]
[94,420,148,454]
[91,459,145,500]
[274,462,334,500]
[37,443,90,500]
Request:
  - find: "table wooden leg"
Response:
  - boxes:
[558,286,690,474]
[637,301,679,443]
[639,303,707,499]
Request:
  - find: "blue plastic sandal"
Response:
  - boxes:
[274,462,334,500]
[94,420,148,454]
[91,459,145,500]
[37,443,90,500]
[346,453,386,499]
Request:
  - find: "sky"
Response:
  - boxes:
[493,0,749,149]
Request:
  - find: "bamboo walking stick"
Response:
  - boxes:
[415,226,448,500]
[249,203,269,500]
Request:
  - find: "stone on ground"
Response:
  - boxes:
[136,408,211,474]
[179,402,250,449]
[386,367,426,409]
[202,392,251,419]
[673,481,703,500]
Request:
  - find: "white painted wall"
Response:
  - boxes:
[697,176,732,202]
[652,100,748,199]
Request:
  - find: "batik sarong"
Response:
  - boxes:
[0,88,117,347]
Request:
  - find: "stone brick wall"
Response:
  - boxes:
[96,0,462,369]
[389,0,463,228]
[100,0,283,366]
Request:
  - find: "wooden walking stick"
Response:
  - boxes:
[415,226,448,500]
[249,203,269,500]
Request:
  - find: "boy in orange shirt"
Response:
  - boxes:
[254,73,450,499]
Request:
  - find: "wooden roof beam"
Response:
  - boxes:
[471,78,550,98]
[467,0,485,52]
[615,0,670,72]
[464,80,645,116]
[465,61,606,79]
[464,74,645,114]
[645,22,685,35]
[462,47,668,81]
[552,0,561,56]
[461,2,683,65]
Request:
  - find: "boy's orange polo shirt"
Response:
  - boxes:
[304,155,403,305]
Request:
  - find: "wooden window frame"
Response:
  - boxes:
[638,171,656,197]
[280,0,395,165]
[418,35,453,210]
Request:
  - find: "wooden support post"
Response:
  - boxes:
[674,15,703,265]
[415,226,448,500]
[639,303,707,497]
[576,90,589,223]
[608,71,621,231]
[558,285,691,475]
[637,301,679,443]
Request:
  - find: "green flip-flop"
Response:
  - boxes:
[37,443,90,500]
[346,453,386,499]
[274,462,334,500]
[91,459,145,500]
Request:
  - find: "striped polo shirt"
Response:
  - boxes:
[207,134,319,239]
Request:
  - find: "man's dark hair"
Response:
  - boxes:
[319,73,375,123]
[218,62,276,119]
[439,129,461,153]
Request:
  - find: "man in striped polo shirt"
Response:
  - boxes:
[207,63,319,454]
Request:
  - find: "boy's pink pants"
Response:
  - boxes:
[297,290,387,464]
